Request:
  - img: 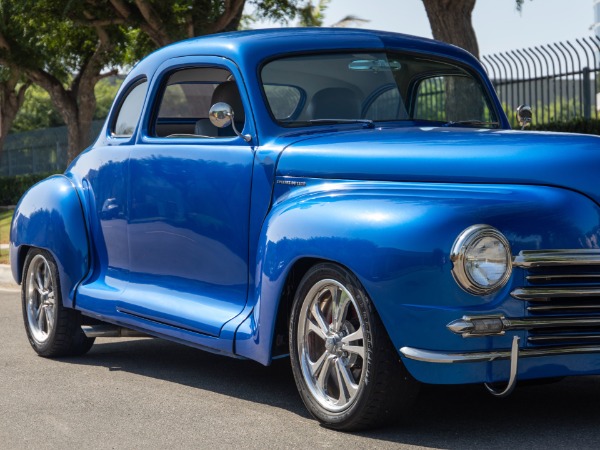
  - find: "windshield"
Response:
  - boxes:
[261,52,499,128]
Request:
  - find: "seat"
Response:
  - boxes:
[195,80,245,137]
[307,87,362,120]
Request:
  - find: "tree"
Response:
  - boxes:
[94,1,320,58]
[421,0,479,58]
[421,0,531,60]
[420,0,530,121]
[0,65,31,160]
[0,0,315,164]
[0,0,124,163]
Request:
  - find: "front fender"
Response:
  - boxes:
[10,175,89,308]
[235,180,600,366]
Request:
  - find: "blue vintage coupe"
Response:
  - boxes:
[10,27,600,430]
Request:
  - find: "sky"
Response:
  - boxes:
[248,0,596,56]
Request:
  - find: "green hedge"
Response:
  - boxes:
[0,172,58,206]
[532,119,600,135]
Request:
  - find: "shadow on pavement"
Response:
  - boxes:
[64,337,600,447]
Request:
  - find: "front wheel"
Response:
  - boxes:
[22,248,95,357]
[289,263,418,430]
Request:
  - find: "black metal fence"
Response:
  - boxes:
[0,121,103,177]
[482,36,600,124]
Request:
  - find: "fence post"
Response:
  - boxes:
[583,67,591,120]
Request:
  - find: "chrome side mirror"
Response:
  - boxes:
[516,105,532,130]
[208,102,251,142]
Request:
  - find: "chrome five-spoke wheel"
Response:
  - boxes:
[290,263,418,431]
[25,253,57,344]
[297,278,365,412]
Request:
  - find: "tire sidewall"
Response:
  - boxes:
[289,263,380,428]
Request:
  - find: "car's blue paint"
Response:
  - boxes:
[236,180,600,368]
[10,175,89,307]
[275,127,600,204]
[10,28,600,387]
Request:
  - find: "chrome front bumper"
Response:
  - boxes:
[401,339,600,396]
[400,342,600,363]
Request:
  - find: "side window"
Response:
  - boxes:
[364,87,407,120]
[153,67,245,138]
[414,75,494,123]
[263,85,303,120]
[112,80,148,137]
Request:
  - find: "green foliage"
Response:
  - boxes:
[249,0,307,23]
[93,76,124,120]
[10,77,122,133]
[1,1,125,84]
[532,119,600,135]
[11,85,63,132]
[0,209,12,244]
[0,172,58,206]
[297,0,330,27]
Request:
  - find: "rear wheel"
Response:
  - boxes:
[289,263,418,430]
[22,248,94,357]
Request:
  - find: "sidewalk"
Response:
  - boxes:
[0,264,18,289]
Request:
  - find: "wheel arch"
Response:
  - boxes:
[269,257,326,357]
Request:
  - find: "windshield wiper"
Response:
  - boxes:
[308,119,375,128]
[443,120,500,128]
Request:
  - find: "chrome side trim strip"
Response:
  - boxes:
[400,344,600,363]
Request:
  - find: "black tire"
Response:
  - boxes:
[21,248,95,357]
[289,263,418,431]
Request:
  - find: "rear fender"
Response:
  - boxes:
[10,175,89,307]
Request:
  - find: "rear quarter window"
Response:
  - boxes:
[112,80,148,137]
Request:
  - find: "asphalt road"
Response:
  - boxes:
[2,286,600,450]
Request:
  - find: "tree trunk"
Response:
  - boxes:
[25,70,98,166]
[55,91,97,164]
[421,0,479,58]
[0,69,30,169]
[421,0,482,121]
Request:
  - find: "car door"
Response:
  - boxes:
[117,59,256,337]
[75,78,149,313]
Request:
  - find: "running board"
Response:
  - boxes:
[81,324,150,338]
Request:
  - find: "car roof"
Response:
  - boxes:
[130,27,482,78]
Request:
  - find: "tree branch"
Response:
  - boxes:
[207,0,246,34]
[77,17,126,27]
[134,0,172,46]
[0,28,11,52]
[16,79,32,107]
[109,0,134,20]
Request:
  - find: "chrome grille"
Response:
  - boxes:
[512,250,600,345]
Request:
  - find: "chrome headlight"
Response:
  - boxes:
[450,225,512,295]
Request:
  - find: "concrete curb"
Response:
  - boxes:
[0,264,18,289]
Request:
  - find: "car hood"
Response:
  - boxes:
[276,127,600,204]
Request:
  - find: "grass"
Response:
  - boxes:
[0,209,14,264]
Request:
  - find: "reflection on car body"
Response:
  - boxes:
[10,28,600,430]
